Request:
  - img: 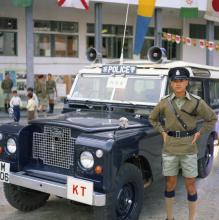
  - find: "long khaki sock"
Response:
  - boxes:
[188,201,197,220]
[165,197,174,220]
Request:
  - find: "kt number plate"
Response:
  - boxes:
[67,176,93,205]
[0,162,10,183]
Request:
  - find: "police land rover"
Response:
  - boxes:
[0,47,218,220]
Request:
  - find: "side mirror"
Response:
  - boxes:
[63,97,68,104]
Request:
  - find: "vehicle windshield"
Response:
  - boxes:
[70,74,163,105]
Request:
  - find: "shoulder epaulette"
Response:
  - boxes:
[190,93,201,100]
[161,94,170,100]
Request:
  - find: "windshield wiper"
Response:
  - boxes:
[68,99,109,109]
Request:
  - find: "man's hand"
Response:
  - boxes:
[192,132,201,144]
[162,132,167,143]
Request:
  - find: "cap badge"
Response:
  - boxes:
[176,70,180,76]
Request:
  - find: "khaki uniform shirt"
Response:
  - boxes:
[1,79,13,93]
[149,92,217,155]
[46,80,56,94]
[35,80,47,99]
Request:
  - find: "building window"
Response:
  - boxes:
[189,80,203,98]
[87,24,133,59]
[189,24,206,39]
[54,35,78,57]
[140,27,181,60]
[190,24,219,40]
[215,26,219,40]
[140,27,155,59]
[162,28,181,60]
[34,20,78,57]
[0,17,17,56]
[34,34,51,56]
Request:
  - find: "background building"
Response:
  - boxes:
[0,0,218,105]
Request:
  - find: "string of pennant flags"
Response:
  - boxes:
[163,32,219,52]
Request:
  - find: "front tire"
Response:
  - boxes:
[198,135,214,178]
[94,163,144,220]
[3,183,50,212]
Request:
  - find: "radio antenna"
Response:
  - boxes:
[120,3,130,64]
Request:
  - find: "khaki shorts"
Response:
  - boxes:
[48,92,55,100]
[38,96,47,105]
[2,92,11,102]
[162,153,198,178]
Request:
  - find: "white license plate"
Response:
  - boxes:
[67,176,93,205]
[0,161,10,183]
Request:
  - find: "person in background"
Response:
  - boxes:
[26,93,37,122]
[46,73,57,113]
[34,75,47,112]
[27,87,39,118]
[10,90,22,122]
[1,73,13,113]
[27,87,39,109]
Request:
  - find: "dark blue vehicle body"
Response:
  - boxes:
[0,109,161,194]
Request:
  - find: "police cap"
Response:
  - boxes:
[168,67,190,81]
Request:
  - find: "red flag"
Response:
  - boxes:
[204,0,219,22]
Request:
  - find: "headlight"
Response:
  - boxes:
[7,138,17,154]
[0,133,3,141]
[80,151,94,169]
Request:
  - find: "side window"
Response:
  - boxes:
[209,80,219,106]
[189,80,203,98]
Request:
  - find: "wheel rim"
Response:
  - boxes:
[116,183,136,219]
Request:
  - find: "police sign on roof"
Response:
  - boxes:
[102,65,136,74]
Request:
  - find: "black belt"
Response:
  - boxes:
[167,128,197,138]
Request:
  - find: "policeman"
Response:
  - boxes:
[149,67,217,220]
[46,73,57,113]
[1,73,13,113]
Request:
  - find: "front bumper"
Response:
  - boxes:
[9,171,106,206]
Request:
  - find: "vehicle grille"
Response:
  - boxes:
[32,126,75,169]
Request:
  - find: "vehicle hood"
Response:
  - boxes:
[30,111,149,132]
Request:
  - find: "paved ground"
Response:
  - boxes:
[0,112,219,219]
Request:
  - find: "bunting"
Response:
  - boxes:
[163,32,219,52]
[134,0,156,55]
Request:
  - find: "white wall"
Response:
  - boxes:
[0,0,26,68]
[182,17,219,66]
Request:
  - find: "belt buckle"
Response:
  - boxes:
[175,131,180,138]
